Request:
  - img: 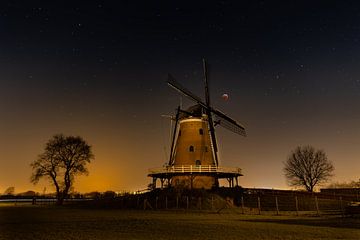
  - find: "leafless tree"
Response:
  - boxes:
[283,145,334,192]
[31,134,94,204]
[3,186,15,196]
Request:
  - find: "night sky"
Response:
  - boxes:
[1,1,360,193]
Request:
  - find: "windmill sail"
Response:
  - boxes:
[168,106,181,166]
[167,74,205,107]
[167,73,246,137]
[202,59,219,167]
[212,109,246,136]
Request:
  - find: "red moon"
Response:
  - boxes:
[222,93,229,101]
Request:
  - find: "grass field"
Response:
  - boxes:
[0,205,359,240]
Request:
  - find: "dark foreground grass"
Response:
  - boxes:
[0,205,359,240]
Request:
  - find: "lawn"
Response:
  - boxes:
[0,205,359,240]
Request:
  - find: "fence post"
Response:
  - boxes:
[155,197,158,209]
[295,196,299,216]
[176,196,179,209]
[165,196,168,209]
[339,196,344,217]
[257,196,261,215]
[241,196,245,214]
[315,196,320,216]
[211,196,214,210]
[186,196,189,210]
[198,197,202,210]
[275,196,279,215]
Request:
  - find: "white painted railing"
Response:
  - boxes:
[148,165,242,175]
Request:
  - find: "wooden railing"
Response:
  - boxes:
[148,165,242,175]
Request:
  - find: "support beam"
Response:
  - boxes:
[190,175,196,190]
[160,178,165,189]
[152,177,157,189]
[227,178,231,187]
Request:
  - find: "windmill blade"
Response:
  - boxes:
[202,59,219,167]
[168,106,181,166]
[207,111,219,166]
[203,59,210,106]
[167,74,207,108]
[212,109,246,136]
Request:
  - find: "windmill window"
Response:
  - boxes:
[199,129,203,135]
[195,160,201,166]
[204,146,208,152]
[189,145,194,152]
[178,130,181,136]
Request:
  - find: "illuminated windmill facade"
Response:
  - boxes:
[148,59,246,189]
[170,105,217,189]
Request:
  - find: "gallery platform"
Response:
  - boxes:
[148,165,243,189]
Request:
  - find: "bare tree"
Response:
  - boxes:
[31,134,94,204]
[3,186,15,196]
[283,145,334,192]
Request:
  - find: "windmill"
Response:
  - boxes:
[148,59,246,189]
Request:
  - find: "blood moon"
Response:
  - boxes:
[222,93,229,101]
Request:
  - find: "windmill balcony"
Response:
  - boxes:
[148,165,242,175]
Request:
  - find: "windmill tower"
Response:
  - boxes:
[149,59,246,189]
